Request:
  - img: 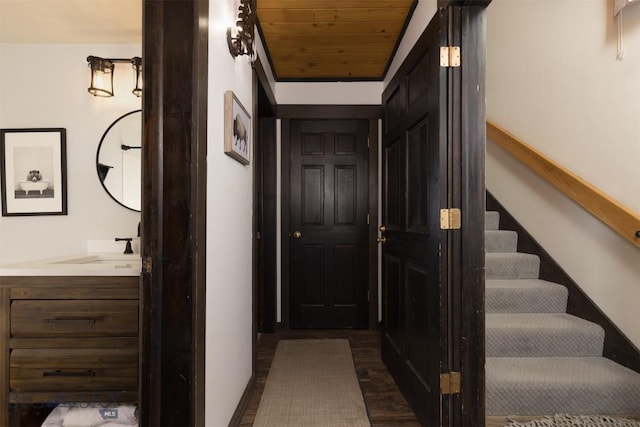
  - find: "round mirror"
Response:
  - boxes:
[96,110,141,212]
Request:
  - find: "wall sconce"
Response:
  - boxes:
[227,0,256,59]
[131,57,142,97]
[87,56,143,98]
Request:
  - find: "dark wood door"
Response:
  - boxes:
[289,119,369,329]
[381,9,448,426]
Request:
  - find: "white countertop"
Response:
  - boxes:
[0,253,141,276]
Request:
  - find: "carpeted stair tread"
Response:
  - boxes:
[486,230,518,252]
[486,357,640,416]
[486,313,605,357]
[486,279,568,313]
[486,211,500,230]
[486,252,540,280]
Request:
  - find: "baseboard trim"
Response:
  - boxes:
[487,191,640,373]
[228,374,256,427]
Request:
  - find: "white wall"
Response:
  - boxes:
[276,82,383,105]
[0,44,141,264]
[486,0,640,346]
[204,1,256,425]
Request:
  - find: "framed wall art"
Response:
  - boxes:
[0,128,68,216]
[224,90,251,165]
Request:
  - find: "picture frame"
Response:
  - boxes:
[1,128,68,216]
[224,90,251,165]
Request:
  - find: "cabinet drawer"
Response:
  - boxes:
[10,348,138,392]
[11,300,138,338]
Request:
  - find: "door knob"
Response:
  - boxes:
[376,237,386,244]
[379,225,386,233]
[293,230,302,239]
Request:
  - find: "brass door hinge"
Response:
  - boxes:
[440,372,461,395]
[440,46,461,67]
[440,208,461,230]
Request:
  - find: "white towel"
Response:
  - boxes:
[41,405,71,427]
[61,404,137,427]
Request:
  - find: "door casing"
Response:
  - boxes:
[140,1,208,425]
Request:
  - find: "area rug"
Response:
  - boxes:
[506,414,640,427]
[253,339,371,427]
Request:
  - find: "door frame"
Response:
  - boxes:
[140,0,208,425]
[254,59,278,335]
[450,5,489,424]
[278,105,381,330]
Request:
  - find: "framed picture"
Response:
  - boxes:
[1,128,67,216]
[224,90,251,165]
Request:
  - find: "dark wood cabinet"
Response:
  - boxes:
[0,276,139,426]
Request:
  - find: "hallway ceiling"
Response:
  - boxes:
[257,0,416,81]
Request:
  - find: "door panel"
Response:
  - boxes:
[334,244,359,304]
[381,10,447,427]
[335,166,357,225]
[384,253,404,353]
[302,166,324,225]
[290,119,369,329]
[406,262,437,388]
[407,118,431,233]
[300,244,324,304]
[384,138,403,231]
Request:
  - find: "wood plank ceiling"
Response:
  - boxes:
[256,0,417,81]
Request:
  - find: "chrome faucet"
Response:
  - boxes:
[115,237,134,254]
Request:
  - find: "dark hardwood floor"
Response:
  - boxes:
[238,329,421,426]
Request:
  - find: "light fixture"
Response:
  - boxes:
[227,0,256,59]
[131,57,142,97]
[87,56,143,98]
[87,56,114,97]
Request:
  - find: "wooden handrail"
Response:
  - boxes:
[486,120,640,249]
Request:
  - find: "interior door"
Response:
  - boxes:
[289,119,369,329]
[381,9,450,426]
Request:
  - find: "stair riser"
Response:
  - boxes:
[486,288,568,313]
[486,211,500,230]
[486,230,518,253]
[486,254,540,280]
[486,385,640,416]
[486,329,604,357]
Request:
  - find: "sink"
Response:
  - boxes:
[52,254,140,267]
[0,253,141,276]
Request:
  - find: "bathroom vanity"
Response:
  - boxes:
[0,254,140,426]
